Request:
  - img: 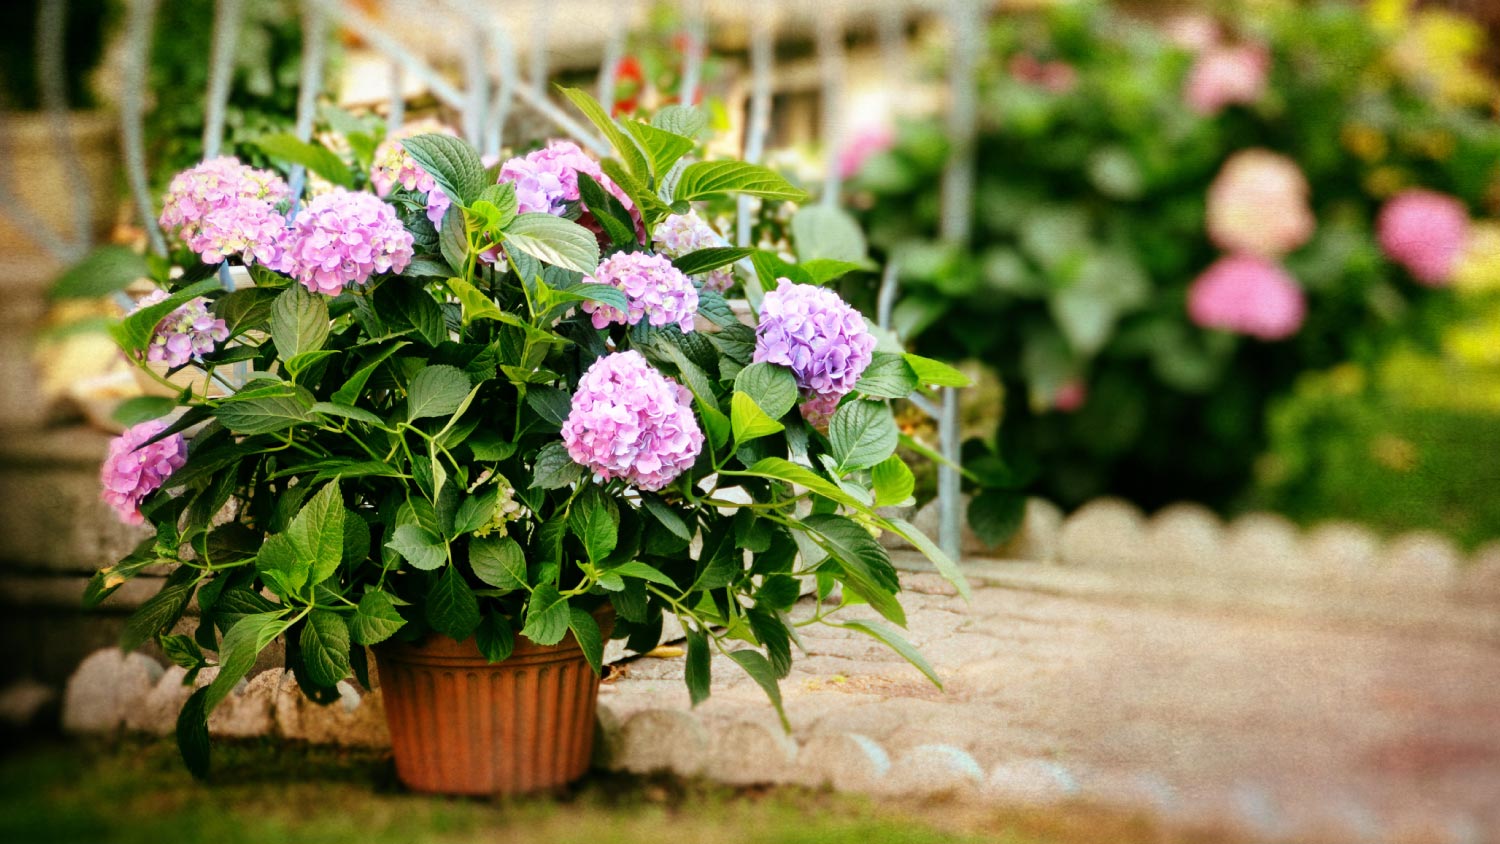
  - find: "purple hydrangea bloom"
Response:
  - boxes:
[561,350,704,492]
[652,212,733,292]
[100,419,188,526]
[281,189,415,296]
[370,119,459,227]
[753,278,876,401]
[133,290,229,368]
[497,140,642,240]
[581,251,699,332]
[158,157,290,266]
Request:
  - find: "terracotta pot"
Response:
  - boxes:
[374,609,613,795]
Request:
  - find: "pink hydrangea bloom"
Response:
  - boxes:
[497,140,642,240]
[1377,189,1470,287]
[159,157,290,266]
[839,124,896,181]
[281,190,415,295]
[370,119,459,226]
[1053,380,1088,413]
[1184,44,1269,116]
[799,392,841,431]
[1206,149,1314,258]
[581,251,699,332]
[133,290,229,368]
[1187,254,1306,341]
[100,419,188,526]
[652,212,733,292]
[561,350,704,491]
[754,278,876,401]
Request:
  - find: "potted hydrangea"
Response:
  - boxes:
[88,89,969,795]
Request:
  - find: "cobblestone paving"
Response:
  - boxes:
[600,569,1500,842]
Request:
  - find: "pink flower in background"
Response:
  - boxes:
[159,157,289,266]
[1053,380,1088,413]
[100,420,188,525]
[498,140,641,235]
[799,392,841,431]
[754,278,876,402]
[561,350,704,491]
[1187,254,1306,341]
[133,291,229,368]
[580,251,699,332]
[839,124,896,180]
[1377,189,1470,286]
[653,212,734,292]
[370,119,460,226]
[281,190,414,295]
[1008,54,1078,95]
[1184,44,1269,115]
[1206,149,1315,258]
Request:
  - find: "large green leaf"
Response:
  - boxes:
[556,86,650,182]
[671,246,754,278]
[790,205,868,264]
[727,649,789,730]
[270,284,330,361]
[51,245,149,299]
[177,686,212,778]
[113,279,221,355]
[731,392,784,444]
[621,118,696,182]
[299,609,351,688]
[968,489,1027,548]
[904,353,972,388]
[205,611,289,712]
[425,566,481,641]
[251,133,355,188]
[568,608,604,675]
[684,625,711,706]
[801,513,904,625]
[734,362,798,419]
[120,576,195,652]
[502,213,601,275]
[880,516,970,599]
[350,591,405,646]
[674,161,808,203]
[737,457,861,508]
[839,619,942,689]
[829,400,898,473]
[475,613,515,663]
[569,492,618,564]
[213,286,279,339]
[521,583,570,646]
[871,454,916,508]
[331,342,407,406]
[530,441,584,489]
[215,392,316,435]
[401,133,486,205]
[468,535,527,591]
[385,524,446,571]
[407,365,470,420]
[855,353,920,399]
[287,481,344,585]
[255,533,307,600]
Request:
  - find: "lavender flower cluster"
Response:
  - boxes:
[280,190,415,296]
[753,279,876,411]
[498,140,642,239]
[371,119,459,226]
[133,291,229,368]
[158,157,290,267]
[561,351,704,491]
[652,212,733,292]
[581,252,699,332]
[99,420,188,525]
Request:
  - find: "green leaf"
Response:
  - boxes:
[798,259,867,285]
[521,583,570,646]
[621,119,696,181]
[829,400,898,472]
[727,649,789,730]
[855,353,920,399]
[407,365,470,420]
[287,481,344,586]
[871,454,916,507]
[386,524,446,571]
[350,591,406,646]
[607,560,677,587]
[576,172,638,247]
[475,182,519,229]
[214,286,280,338]
[377,281,447,347]
[113,279,221,354]
[734,362,798,419]
[120,577,195,652]
[299,610,351,688]
[556,86,650,182]
[439,205,468,275]
[838,619,942,689]
[206,611,289,712]
[790,205,868,264]
[176,686,212,779]
[285,350,338,380]
[968,489,1027,548]
[331,342,407,406]
[568,608,604,675]
[312,401,384,427]
[51,245,148,299]
[731,392,785,444]
[426,566,481,641]
[525,386,573,427]
[904,353,972,388]
[802,513,904,625]
[255,532,307,600]
[684,625,711,706]
[641,497,692,542]
[475,613,514,663]
[652,105,707,139]
[881,516,970,599]
[562,281,631,316]
[747,608,792,679]
[269,284,330,361]
[672,246,754,279]
[112,396,177,427]
[569,493,618,564]
[216,391,317,435]
[530,441,584,489]
[160,633,204,670]
[401,133,486,205]
[502,213,601,275]
[252,133,354,188]
[674,161,809,203]
[468,535,527,591]
[739,457,861,508]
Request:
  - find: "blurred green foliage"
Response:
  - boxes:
[850,0,1500,514]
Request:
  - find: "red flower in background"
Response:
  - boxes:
[611,55,644,116]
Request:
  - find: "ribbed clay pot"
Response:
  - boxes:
[375,609,613,795]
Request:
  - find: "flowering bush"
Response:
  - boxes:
[85,90,969,777]
[850,0,1500,516]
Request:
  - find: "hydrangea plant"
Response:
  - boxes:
[87,90,970,777]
